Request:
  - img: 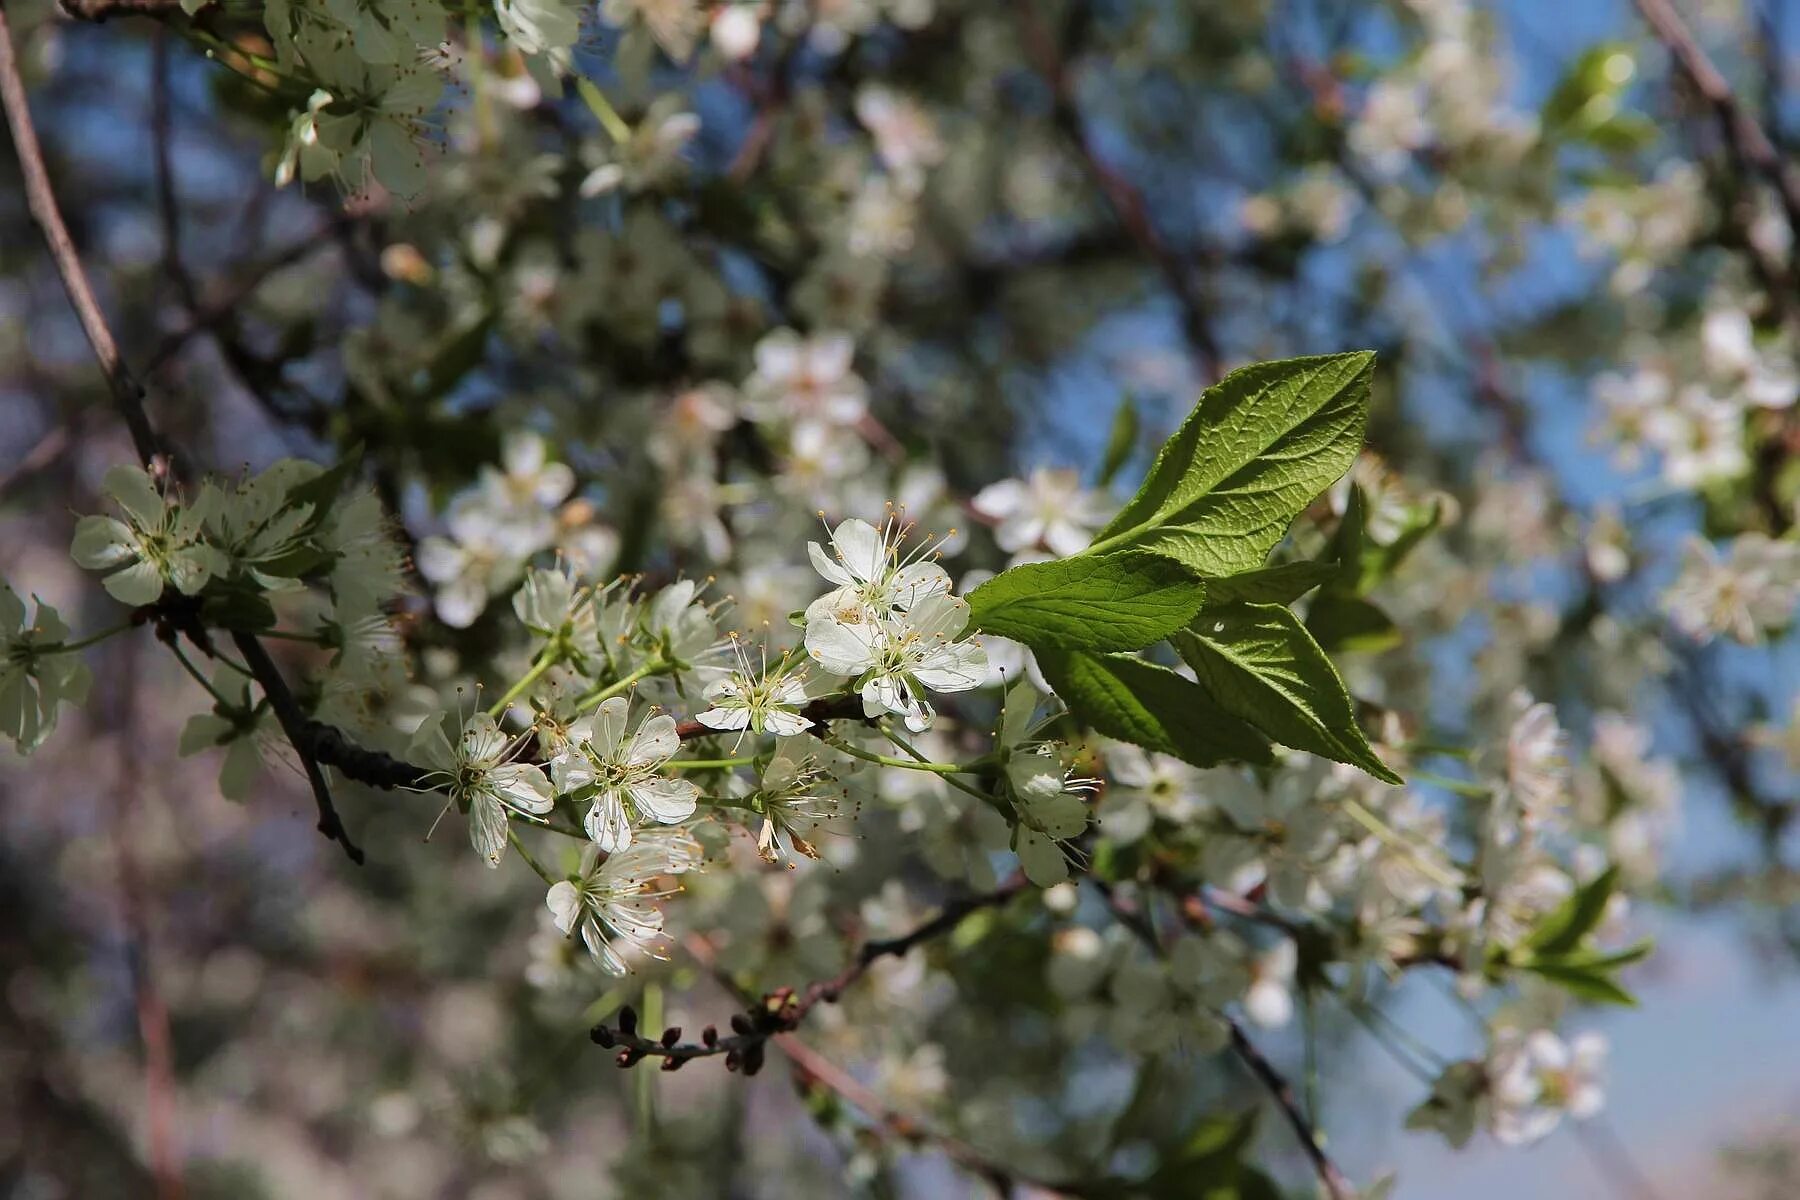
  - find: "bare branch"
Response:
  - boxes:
[589,875,1030,1072]
[1635,0,1800,246]
[1017,2,1224,384]
[57,0,185,21]
[0,5,167,467]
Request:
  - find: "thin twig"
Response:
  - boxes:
[1018,1,1223,383]
[1097,882,1353,1200]
[2,10,377,865]
[590,875,1030,1071]
[107,640,186,1200]
[230,633,364,864]
[0,4,167,467]
[1634,0,1800,249]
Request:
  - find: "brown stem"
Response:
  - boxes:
[1096,882,1353,1200]
[59,0,185,19]
[230,633,364,864]
[0,4,167,467]
[108,641,186,1200]
[1634,0,1800,258]
[1018,2,1223,383]
[590,874,1029,1072]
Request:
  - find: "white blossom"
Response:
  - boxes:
[552,696,699,851]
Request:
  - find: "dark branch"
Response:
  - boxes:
[1096,882,1353,1200]
[589,874,1029,1073]
[0,6,167,468]
[1635,0,1800,255]
[1018,2,1224,383]
[231,633,364,864]
[58,0,185,21]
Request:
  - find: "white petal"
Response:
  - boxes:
[626,713,680,766]
[905,592,969,640]
[697,706,751,731]
[970,478,1027,521]
[545,881,582,934]
[1016,829,1070,886]
[1244,978,1293,1029]
[888,561,950,610]
[829,518,886,584]
[70,516,138,570]
[469,793,510,866]
[805,615,880,676]
[586,791,633,851]
[102,559,165,606]
[762,709,812,736]
[592,696,631,758]
[491,763,554,814]
[912,640,987,692]
[628,775,699,824]
[103,465,165,528]
[807,541,856,587]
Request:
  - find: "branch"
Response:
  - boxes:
[589,874,1029,1072]
[1225,1021,1354,1200]
[0,5,167,468]
[58,0,185,20]
[1018,2,1223,383]
[1096,882,1353,1200]
[1,9,380,868]
[1635,0,1800,254]
[231,633,364,864]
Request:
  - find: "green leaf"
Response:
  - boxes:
[282,446,363,531]
[1098,396,1140,487]
[1305,593,1399,653]
[967,554,1207,652]
[200,585,277,632]
[1523,868,1619,957]
[253,545,334,579]
[1519,961,1638,1007]
[1087,352,1375,576]
[1036,650,1272,769]
[1204,560,1337,606]
[1548,938,1654,973]
[1174,602,1401,784]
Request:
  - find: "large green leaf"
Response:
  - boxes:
[1036,650,1272,769]
[1174,602,1401,784]
[1086,352,1375,576]
[1202,560,1336,606]
[967,554,1207,652]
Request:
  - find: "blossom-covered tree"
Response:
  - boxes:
[0,0,1795,1195]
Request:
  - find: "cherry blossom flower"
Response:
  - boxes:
[415,711,555,867]
[552,697,699,851]
[546,829,702,975]
[971,468,1113,561]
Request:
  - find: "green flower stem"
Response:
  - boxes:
[488,648,558,719]
[576,76,633,145]
[36,620,135,655]
[167,640,237,709]
[876,723,1005,802]
[1340,797,1463,889]
[825,736,977,775]
[574,660,669,712]
[1410,770,1490,799]
[259,628,330,644]
[509,827,556,884]
[700,793,758,812]
[464,0,491,150]
[668,756,757,771]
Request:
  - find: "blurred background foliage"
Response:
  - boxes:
[0,0,1797,1197]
